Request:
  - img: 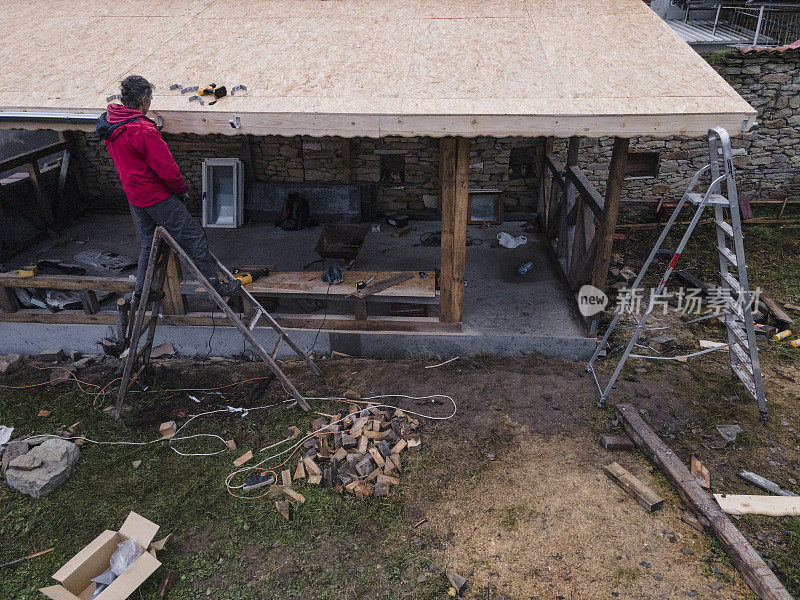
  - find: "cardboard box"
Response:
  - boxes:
[40,512,161,600]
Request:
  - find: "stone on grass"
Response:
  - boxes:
[5,438,80,498]
[0,354,22,374]
[716,424,743,442]
[2,440,30,474]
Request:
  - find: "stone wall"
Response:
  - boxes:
[551,47,800,218]
[73,130,543,216]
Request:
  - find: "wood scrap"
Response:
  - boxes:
[275,500,291,521]
[616,403,793,600]
[699,340,727,349]
[233,450,253,467]
[294,461,306,480]
[761,293,794,325]
[308,474,322,485]
[283,487,306,504]
[601,434,634,451]
[604,461,664,512]
[715,494,800,516]
[350,272,414,299]
[303,457,322,476]
[281,469,292,487]
[691,455,711,490]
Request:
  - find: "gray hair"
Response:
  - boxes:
[120,75,154,108]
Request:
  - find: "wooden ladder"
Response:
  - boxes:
[114,226,320,419]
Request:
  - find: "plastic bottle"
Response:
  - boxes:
[772,330,792,341]
[788,339,800,348]
[518,261,534,275]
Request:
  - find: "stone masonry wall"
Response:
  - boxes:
[551,47,800,218]
[74,130,543,216]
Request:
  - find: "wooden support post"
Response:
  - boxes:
[58,132,89,208]
[0,287,20,313]
[616,404,793,600]
[439,137,469,324]
[341,138,351,184]
[557,137,581,262]
[116,297,130,343]
[537,136,554,228]
[592,137,629,292]
[241,134,256,181]
[161,249,187,316]
[354,298,367,321]
[26,161,54,228]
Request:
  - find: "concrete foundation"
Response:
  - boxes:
[1,213,594,360]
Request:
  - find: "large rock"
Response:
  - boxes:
[5,438,80,498]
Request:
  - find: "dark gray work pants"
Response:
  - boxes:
[130,195,219,295]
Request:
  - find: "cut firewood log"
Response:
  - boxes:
[390,439,407,454]
[390,453,402,473]
[294,461,306,480]
[275,500,291,521]
[283,487,306,504]
[369,447,386,468]
[281,469,292,487]
[304,457,322,476]
[308,474,322,485]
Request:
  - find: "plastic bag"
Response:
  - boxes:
[497,232,527,249]
[109,538,144,576]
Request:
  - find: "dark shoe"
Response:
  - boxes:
[132,288,166,303]
[213,279,242,298]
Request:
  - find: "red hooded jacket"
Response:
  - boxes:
[100,104,187,207]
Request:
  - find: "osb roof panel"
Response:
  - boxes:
[0,0,756,138]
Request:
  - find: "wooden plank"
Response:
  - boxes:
[0,272,134,292]
[616,403,793,600]
[244,271,435,299]
[714,495,800,517]
[161,249,187,316]
[439,136,469,324]
[592,137,629,293]
[557,137,581,262]
[761,293,793,325]
[79,290,100,315]
[0,310,462,332]
[26,161,53,227]
[566,165,604,217]
[0,141,68,174]
[603,461,664,511]
[351,273,414,299]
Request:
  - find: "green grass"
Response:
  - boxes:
[0,364,447,600]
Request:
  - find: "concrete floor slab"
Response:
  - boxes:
[1,213,593,359]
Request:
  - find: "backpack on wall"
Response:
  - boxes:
[276,193,313,230]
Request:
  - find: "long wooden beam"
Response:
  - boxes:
[0,309,462,333]
[592,137,629,293]
[439,137,469,324]
[616,404,793,600]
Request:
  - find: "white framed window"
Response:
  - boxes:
[202,158,244,228]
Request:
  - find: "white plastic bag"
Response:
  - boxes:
[497,232,527,249]
[109,538,144,576]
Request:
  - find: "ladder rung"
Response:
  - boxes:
[716,220,734,238]
[727,318,749,346]
[731,342,753,375]
[687,192,729,206]
[717,246,737,267]
[721,272,741,295]
[248,310,263,331]
[732,363,757,400]
[134,339,153,363]
[726,297,745,321]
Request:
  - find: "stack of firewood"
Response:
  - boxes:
[273,404,421,520]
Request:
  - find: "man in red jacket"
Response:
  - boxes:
[97,75,240,302]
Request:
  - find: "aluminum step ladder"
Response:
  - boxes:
[587,127,767,421]
[114,226,321,419]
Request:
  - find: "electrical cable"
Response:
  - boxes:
[305,281,332,355]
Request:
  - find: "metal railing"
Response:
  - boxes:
[680,1,800,45]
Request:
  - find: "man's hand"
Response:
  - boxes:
[179,192,190,203]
